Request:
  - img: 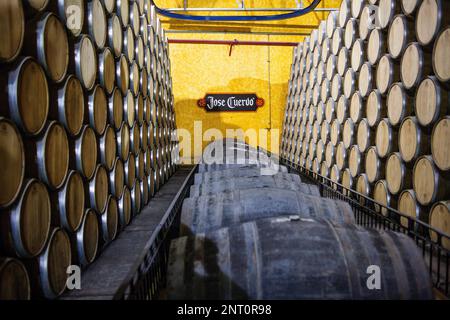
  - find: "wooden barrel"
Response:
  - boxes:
[98,47,115,95]
[336,141,348,171]
[387,82,413,126]
[136,151,145,181]
[72,125,97,180]
[55,170,85,232]
[339,0,351,28]
[325,98,335,123]
[0,179,51,258]
[0,117,25,208]
[103,0,115,14]
[351,39,366,72]
[312,46,321,69]
[401,42,432,90]
[326,11,338,38]
[429,201,450,250]
[342,168,353,195]
[88,165,109,213]
[373,179,396,216]
[125,153,136,188]
[74,35,97,90]
[108,14,122,58]
[359,5,372,41]
[357,118,373,152]
[189,174,310,198]
[386,152,412,195]
[31,228,71,299]
[109,157,124,197]
[378,0,400,30]
[431,116,450,171]
[336,95,350,124]
[330,164,341,189]
[368,28,386,66]
[349,145,363,178]
[356,173,371,201]
[129,1,140,37]
[108,88,123,131]
[136,94,144,126]
[388,14,414,59]
[129,61,140,97]
[401,0,420,16]
[350,92,363,123]
[122,26,135,64]
[376,118,398,159]
[377,54,399,95]
[140,176,149,207]
[26,121,69,189]
[117,0,129,26]
[343,118,355,149]
[116,54,129,94]
[0,257,30,300]
[24,12,69,83]
[331,74,343,102]
[415,76,448,127]
[399,117,430,163]
[141,69,149,98]
[0,0,24,63]
[366,146,385,183]
[194,167,288,185]
[99,125,116,171]
[413,155,450,206]
[344,69,356,99]
[416,0,450,47]
[101,195,118,243]
[358,62,373,98]
[181,189,353,235]
[337,47,349,77]
[325,141,335,168]
[321,161,330,177]
[140,122,149,152]
[351,0,365,18]
[330,119,342,146]
[118,187,132,227]
[2,56,49,135]
[124,90,135,127]
[72,209,99,266]
[168,217,432,299]
[321,121,330,143]
[432,26,450,83]
[344,18,358,50]
[131,180,141,216]
[49,0,84,37]
[129,122,140,156]
[51,75,84,137]
[326,54,337,81]
[398,189,426,228]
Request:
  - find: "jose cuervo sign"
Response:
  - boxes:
[197,93,264,112]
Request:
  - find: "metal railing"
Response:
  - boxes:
[113,165,197,300]
[280,158,450,299]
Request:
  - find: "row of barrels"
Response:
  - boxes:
[0,1,180,300]
[166,140,433,299]
[281,0,450,251]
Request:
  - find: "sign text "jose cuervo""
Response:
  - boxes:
[198,93,264,112]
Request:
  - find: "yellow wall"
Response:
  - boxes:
[156,1,341,161]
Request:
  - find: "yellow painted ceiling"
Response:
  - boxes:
[156,0,341,41]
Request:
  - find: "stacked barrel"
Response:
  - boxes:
[166,140,432,299]
[281,0,450,249]
[0,0,178,300]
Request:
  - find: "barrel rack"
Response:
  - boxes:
[112,158,450,300]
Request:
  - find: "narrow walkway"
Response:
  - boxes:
[62,166,195,300]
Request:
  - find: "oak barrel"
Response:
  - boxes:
[167,217,432,299]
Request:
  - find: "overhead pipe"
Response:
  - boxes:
[167,39,298,56]
[150,0,322,21]
[164,7,338,12]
